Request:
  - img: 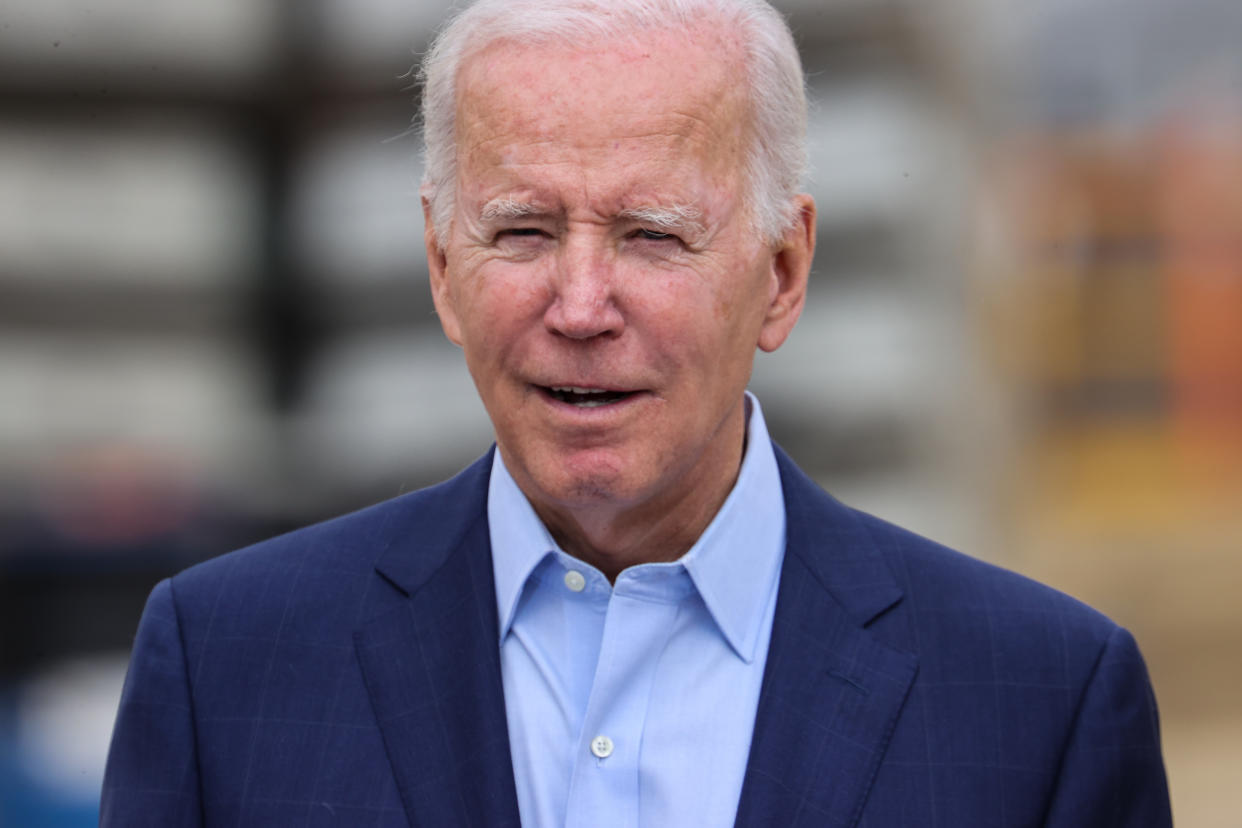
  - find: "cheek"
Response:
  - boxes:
[625,263,747,338]
[721,260,775,330]
[453,264,549,353]
[692,267,768,343]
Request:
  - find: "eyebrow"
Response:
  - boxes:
[618,204,705,236]
[480,196,546,222]
[478,197,706,236]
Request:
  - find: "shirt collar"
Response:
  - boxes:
[488,449,560,644]
[487,391,786,663]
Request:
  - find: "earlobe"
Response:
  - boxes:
[757,194,815,353]
[423,197,464,347]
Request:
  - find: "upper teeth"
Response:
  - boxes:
[553,386,608,394]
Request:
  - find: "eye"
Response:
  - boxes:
[492,227,552,250]
[498,227,546,239]
[634,228,677,242]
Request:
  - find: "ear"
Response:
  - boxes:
[757,194,815,353]
[423,196,463,347]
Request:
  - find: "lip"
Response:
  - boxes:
[542,383,638,394]
[531,383,650,417]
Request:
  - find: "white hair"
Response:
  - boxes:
[620,204,705,237]
[418,0,807,244]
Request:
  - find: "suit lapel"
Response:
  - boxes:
[735,449,918,828]
[354,451,521,827]
[348,446,916,827]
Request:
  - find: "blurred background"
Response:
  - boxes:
[1,0,1239,823]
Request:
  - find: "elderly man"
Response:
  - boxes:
[102,0,1171,825]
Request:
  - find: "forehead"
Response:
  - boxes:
[453,28,752,208]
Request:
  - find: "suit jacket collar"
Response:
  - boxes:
[356,445,916,828]
[357,448,522,827]
[773,445,906,627]
[369,447,496,598]
[734,447,918,827]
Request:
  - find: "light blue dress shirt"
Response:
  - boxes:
[488,393,787,827]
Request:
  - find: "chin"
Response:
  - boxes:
[563,477,627,503]
[552,453,631,502]
[526,445,644,508]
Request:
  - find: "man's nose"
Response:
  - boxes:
[543,237,625,340]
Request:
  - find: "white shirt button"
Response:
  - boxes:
[563,570,586,592]
[590,735,614,758]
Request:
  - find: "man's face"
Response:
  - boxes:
[426,29,811,532]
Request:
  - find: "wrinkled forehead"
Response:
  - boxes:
[453,29,753,196]
[459,28,740,148]
[454,16,751,102]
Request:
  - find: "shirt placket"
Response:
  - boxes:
[563,582,683,828]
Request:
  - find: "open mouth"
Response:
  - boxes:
[541,385,638,408]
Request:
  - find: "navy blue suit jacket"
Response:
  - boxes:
[102,448,1171,826]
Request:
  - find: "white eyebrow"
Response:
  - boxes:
[480,197,544,222]
[479,198,705,235]
[619,204,705,236]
